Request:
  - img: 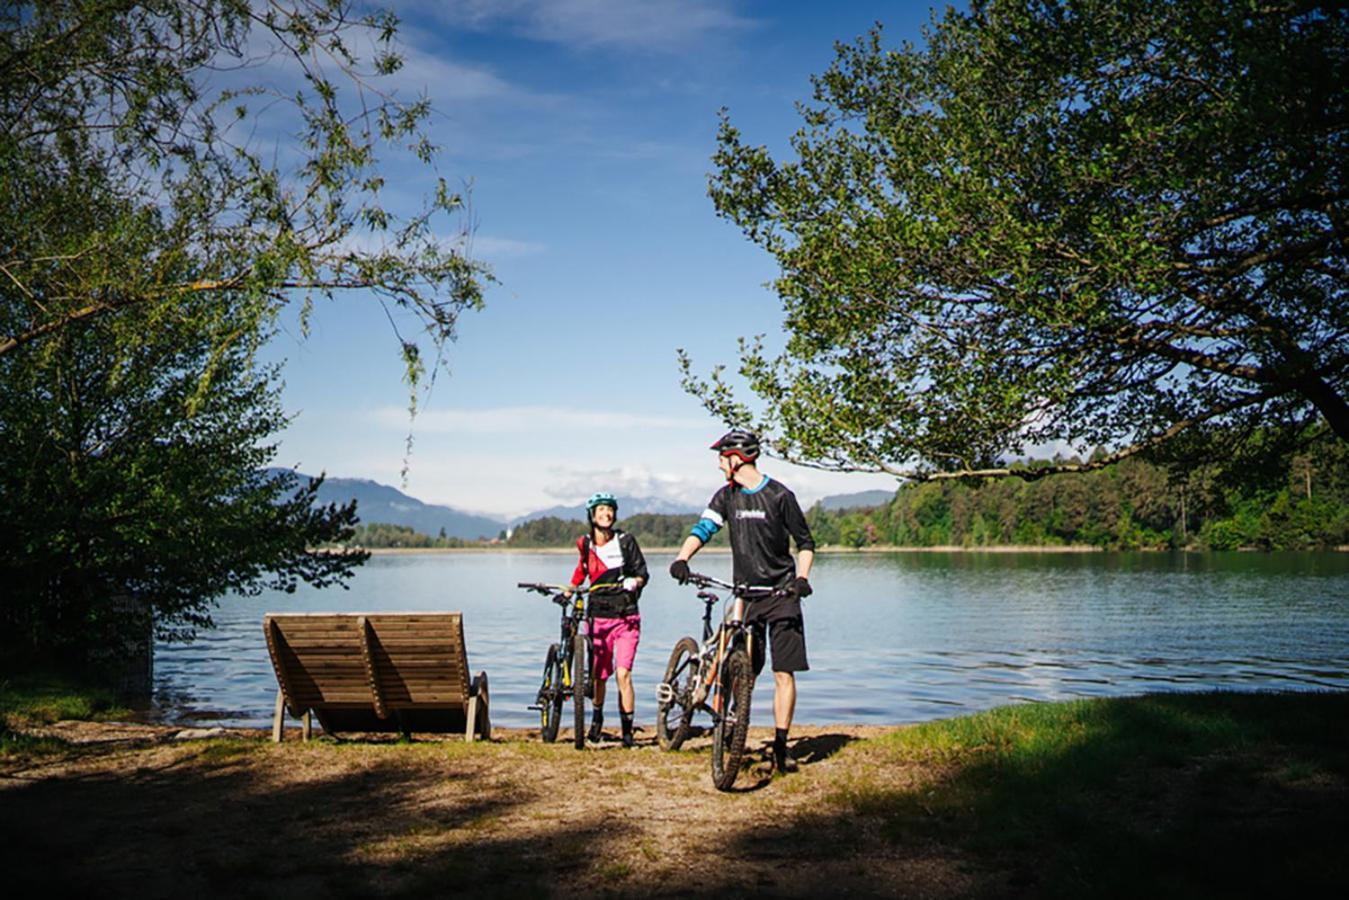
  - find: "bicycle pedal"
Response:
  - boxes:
[655,683,675,704]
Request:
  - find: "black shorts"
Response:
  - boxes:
[749,615,808,675]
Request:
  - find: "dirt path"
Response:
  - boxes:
[2,721,995,898]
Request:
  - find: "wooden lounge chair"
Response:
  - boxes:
[263,612,490,742]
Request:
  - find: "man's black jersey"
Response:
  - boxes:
[691,475,815,590]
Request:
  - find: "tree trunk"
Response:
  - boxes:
[1296,374,1349,442]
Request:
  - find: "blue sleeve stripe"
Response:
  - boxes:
[690,517,721,544]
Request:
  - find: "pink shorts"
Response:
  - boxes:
[588,614,641,681]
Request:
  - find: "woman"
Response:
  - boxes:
[568,492,647,747]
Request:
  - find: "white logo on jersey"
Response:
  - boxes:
[735,509,767,520]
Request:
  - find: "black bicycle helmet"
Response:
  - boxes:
[710,429,760,462]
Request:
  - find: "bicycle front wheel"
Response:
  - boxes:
[656,636,699,751]
[571,631,588,749]
[537,643,563,743]
[710,648,753,791]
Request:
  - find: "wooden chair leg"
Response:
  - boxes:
[478,672,491,741]
[469,672,491,742]
[272,689,285,743]
[302,710,312,742]
[465,694,479,743]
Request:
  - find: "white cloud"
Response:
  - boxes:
[370,405,707,434]
[424,0,757,52]
[385,48,518,104]
[464,235,547,260]
[541,463,709,505]
[280,416,905,519]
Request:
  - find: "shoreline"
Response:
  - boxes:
[359,543,1112,555]
[349,543,1349,555]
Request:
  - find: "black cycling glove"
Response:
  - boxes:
[788,576,812,598]
[669,559,690,584]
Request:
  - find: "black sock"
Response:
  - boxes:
[592,708,604,726]
[774,728,789,755]
[620,711,634,730]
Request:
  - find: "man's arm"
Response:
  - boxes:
[673,491,725,578]
[782,489,815,586]
[795,548,814,580]
[675,534,703,564]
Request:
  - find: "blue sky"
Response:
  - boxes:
[264,2,948,519]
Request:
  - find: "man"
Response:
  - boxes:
[668,429,815,773]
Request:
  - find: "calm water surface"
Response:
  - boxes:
[152,551,1349,728]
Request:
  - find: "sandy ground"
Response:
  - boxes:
[1,718,1000,899]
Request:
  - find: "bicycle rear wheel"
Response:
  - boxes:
[656,637,699,751]
[537,643,563,743]
[710,648,753,791]
[571,631,588,749]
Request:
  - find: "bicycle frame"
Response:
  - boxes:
[699,590,764,718]
[653,572,785,788]
[519,581,628,747]
[658,575,779,726]
[519,582,592,700]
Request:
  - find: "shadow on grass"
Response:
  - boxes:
[816,691,1349,898]
[7,693,1344,898]
[791,732,857,765]
[0,743,597,899]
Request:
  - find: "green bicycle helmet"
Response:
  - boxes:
[586,492,618,514]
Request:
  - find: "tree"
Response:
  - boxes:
[0,285,367,665]
[0,2,484,665]
[691,0,1348,481]
[1,0,486,393]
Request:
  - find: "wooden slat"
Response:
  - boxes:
[371,659,467,670]
[262,611,480,737]
[357,615,388,719]
[265,619,306,718]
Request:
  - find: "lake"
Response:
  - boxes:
[151,550,1349,729]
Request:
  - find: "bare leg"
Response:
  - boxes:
[615,667,634,714]
[773,671,796,731]
[592,677,607,711]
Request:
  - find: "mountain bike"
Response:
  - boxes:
[517,582,615,749]
[654,572,782,790]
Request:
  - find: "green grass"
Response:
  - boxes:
[829,691,1349,898]
[0,672,132,726]
[0,672,136,760]
[0,730,72,758]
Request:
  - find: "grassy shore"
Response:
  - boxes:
[0,672,133,755]
[2,687,1345,898]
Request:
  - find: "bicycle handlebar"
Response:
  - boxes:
[516,581,625,597]
[683,572,786,599]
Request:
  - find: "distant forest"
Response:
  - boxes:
[349,441,1349,552]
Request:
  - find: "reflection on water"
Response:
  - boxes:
[152,551,1349,728]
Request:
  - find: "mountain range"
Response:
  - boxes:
[816,489,896,510]
[272,470,894,540]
